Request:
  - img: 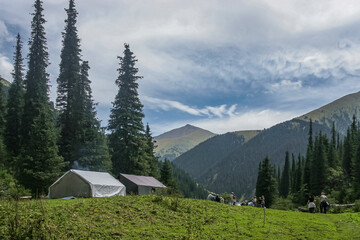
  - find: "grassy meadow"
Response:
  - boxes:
[0,195,359,239]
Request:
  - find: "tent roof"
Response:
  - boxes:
[69,169,124,187]
[120,174,166,188]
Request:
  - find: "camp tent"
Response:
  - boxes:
[119,173,166,195]
[48,169,126,198]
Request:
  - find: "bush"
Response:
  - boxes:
[270,197,296,210]
[353,200,360,213]
[0,169,30,199]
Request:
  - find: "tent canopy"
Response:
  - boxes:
[49,169,126,198]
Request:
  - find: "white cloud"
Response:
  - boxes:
[270,80,302,92]
[0,54,13,81]
[2,0,360,135]
[150,108,301,135]
[142,96,238,118]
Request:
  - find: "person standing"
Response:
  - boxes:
[230,192,236,205]
[260,195,265,208]
[252,196,257,207]
[308,195,316,213]
[320,192,328,214]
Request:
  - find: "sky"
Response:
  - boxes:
[1,0,360,136]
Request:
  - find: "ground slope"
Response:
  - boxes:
[0,196,359,239]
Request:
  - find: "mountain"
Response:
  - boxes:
[174,91,360,197]
[174,130,260,178]
[154,124,216,161]
[297,91,360,135]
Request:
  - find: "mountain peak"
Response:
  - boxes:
[155,124,213,140]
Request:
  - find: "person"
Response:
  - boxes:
[320,192,328,214]
[207,192,216,201]
[307,195,316,213]
[260,195,265,208]
[248,200,254,207]
[230,192,236,205]
[252,196,257,207]
[215,194,221,202]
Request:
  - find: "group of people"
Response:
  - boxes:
[207,192,224,203]
[230,192,266,208]
[307,192,330,214]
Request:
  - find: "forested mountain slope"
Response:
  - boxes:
[174,91,360,196]
[173,130,260,178]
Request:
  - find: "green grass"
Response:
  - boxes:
[1,196,359,239]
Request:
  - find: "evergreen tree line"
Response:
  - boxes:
[0,0,190,198]
[256,118,360,207]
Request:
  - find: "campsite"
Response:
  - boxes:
[2,0,360,239]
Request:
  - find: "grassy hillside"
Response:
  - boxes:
[155,125,216,161]
[233,130,261,142]
[1,196,359,239]
[297,91,360,135]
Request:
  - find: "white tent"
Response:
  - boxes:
[48,169,126,198]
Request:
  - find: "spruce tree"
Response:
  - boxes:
[108,43,149,175]
[0,81,6,167]
[255,156,277,207]
[354,142,360,199]
[5,34,25,166]
[303,120,313,195]
[343,129,353,177]
[279,151,290,198]
[73,61,112,171]
[310,133,327,195]
[328,122,338,168]
[145,123,159,178]
[160,159,178,193]
[57,0,82,168]
[291,153,296,193]
[21,0,65,196]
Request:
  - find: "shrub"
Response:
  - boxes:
[0,170,30,199]
[270,197,295,210]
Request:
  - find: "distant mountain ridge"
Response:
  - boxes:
[154,124,216,161]
[174,130,260,178]
[297,91,360,135]
[174,91,360,196]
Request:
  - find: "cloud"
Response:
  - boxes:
[2,0,360,135]
[0,54,13,81]
[143,96,237,118]
[150,108,301,135]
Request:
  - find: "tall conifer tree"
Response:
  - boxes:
[0,80,6,166]
[279,151,290,198]
[5,34,25,165]
[108,44,150,175]
[57,0,82,168]
[145,123,160,179]
[73,61,112,171]
[255,156,277,207]
[160,159,178,193]
[303,120,313,194]
[21,0,65,196]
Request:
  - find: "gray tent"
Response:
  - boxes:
[48,169,126,198]
[119,173,166,195]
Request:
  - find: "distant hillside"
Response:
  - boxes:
[0,77,10,99]
[154,124,216,161]
[174,91,360,197]
[297,91,360,135]
[174,130,260,178]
